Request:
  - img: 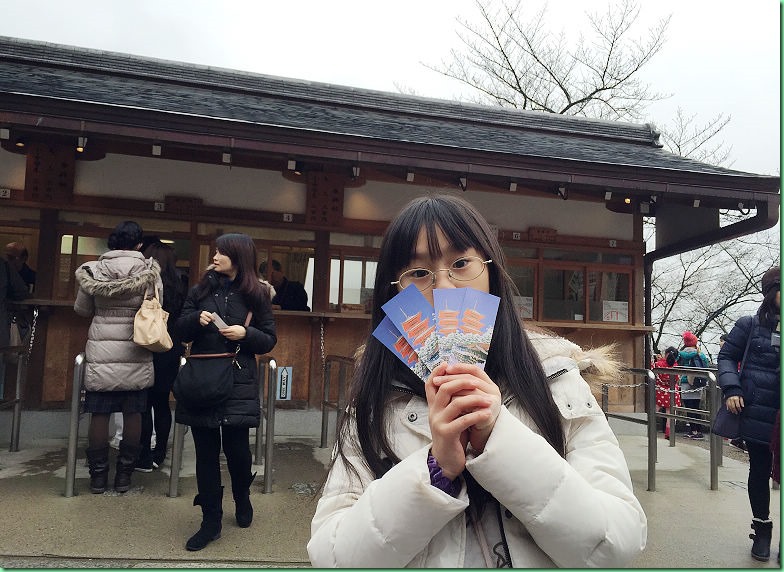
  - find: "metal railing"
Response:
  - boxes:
[65,352,278,497]
[320,355,354,448]
[600,365,722,492]
[0,345,28,453]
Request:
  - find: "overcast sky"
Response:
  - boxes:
[1,0,779,175]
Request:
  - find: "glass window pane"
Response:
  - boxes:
[508,264,535,319]
[502,246,538,259]
[601,253,634,265]
[543,249,599,263]
[342,259,364,304]
[76,236,107,256]
[542,268,585,321]
[329,258,341,307]
[589,271,630,322]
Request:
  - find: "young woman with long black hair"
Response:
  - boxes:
[308,194,646,568]
[175,233,276,551]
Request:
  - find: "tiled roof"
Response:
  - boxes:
[0,36,777,186]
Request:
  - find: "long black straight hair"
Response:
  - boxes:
[192,233,270,316]
[333,194,566,483]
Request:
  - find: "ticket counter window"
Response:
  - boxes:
[55,234,109,299]
[542,268,585,321]
[588,271,631,323]
[508,264,536,319]
[330,257,376,312]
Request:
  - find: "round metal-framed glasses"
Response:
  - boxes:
[391,256,493,291]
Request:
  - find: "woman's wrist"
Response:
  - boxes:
[427,451,460,497]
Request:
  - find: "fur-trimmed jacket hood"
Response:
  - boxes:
[75,250,160,298]
[74,250,163,392]
[526,327,624,389]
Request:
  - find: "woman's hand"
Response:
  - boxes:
[425,362,502,478]
[726,395,744,414]
[220,325,247,341]
[198,312,246,340]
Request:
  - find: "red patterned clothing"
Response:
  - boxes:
[654,357,681,409]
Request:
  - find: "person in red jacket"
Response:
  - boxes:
[654,346,681,438]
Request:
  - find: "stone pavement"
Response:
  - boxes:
[0,410,780,568]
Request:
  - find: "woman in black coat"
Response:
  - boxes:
[136,240,188,471]
[175,233,276,552]
[717,266,780,562]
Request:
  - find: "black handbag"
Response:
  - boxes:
[173,312,252,410]
[711,317,755,439]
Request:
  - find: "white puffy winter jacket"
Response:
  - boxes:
[308,333,647,568]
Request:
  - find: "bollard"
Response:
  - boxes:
[167,421,187,498]
[263,359,277,493]
[320,360,333,448]
[64,353,85,498]
[8,349,25,452]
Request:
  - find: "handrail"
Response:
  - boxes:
[320,355,355,448]
[601,365,722,492]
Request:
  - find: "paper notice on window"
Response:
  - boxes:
[602,301,628,322]
[513,296,533,319]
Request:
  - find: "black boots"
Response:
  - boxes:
[233,472,256,528]
[750,518,773,561]
[85,446,110,494]
[186,487,224,551]
[114,442,140,493]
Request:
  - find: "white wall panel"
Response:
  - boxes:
[345,184,633,240]
[0,148,26,189]
[75,154,307,213]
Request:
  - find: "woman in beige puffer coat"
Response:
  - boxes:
[74,221,162,495]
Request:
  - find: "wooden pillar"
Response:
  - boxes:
[21,143,74,408]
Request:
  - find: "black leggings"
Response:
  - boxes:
[140,390,172,454]
[746,441,773,520]
[190,425,252,496]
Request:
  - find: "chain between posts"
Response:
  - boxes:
[25,307,38,364]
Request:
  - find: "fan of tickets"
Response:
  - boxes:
[372,285,500,382]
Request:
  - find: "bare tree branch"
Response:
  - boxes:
[424,0,671,121]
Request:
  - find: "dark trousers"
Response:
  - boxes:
[682,398,704,433]
[139,390,173,457]
[190,425,251,495]
[746,441,773,520]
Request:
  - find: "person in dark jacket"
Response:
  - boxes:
[135,240,187,471]
[260,259,310,311]
[1,256,28,397]
[175,233,276,552]
[717,265,780,562]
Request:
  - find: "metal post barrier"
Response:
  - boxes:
[2,306,37,453]
[263,358,277,494]
[320,355,354,448]
[167,420,187,498]
[645,368,657,491]
[167,356,188,498]
[601,368,657,490]
[320,359,333,448]
[0,346,28,452]
[652,365,721,490]
[255,356,276,464]
[64,352,85,498]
